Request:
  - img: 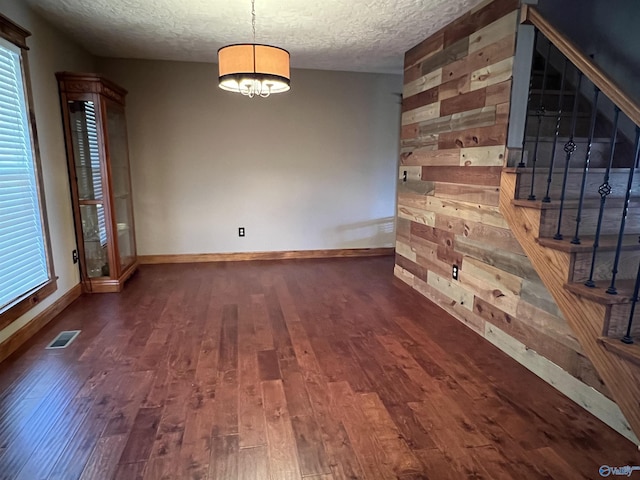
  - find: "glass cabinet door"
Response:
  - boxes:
[69,101,102,200]
[105,102,136,271]
[68,100,109,278]
[79,204,109,277]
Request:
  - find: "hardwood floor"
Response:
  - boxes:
[0,256,637,479]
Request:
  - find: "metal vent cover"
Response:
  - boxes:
[46,330,80,349]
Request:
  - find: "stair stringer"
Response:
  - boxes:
[500,169,640,443]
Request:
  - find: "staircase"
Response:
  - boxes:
[500,169,640,442]
[501,7,640,442]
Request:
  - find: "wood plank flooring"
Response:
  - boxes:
[0,256,637,479]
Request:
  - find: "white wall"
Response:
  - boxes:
[98,59,402,255]
[0,2,94,343]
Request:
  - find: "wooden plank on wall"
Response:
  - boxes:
[520,277,563,319]
[401,123,419,140]
[438,74,471,101]
[396,240,417,262]
[438,124,507,149]
[468,10,519,53]
[401,102,441,126]
[462,256,523,296]
[420,38,470,76]
[426,270,475,312]
[402,87,439,112]
[432,212,522,253]
[410,236,457,280]
[410,106,496,138]
[459,145,505,166]
[433,183,500,206]
[400,134,439,152]
[426,197,509,229]
[496,102,510,125]
[449,107,497,132]
[396,217,411,242]
[447,34,516,80]
[397,192,428,209]
[485,79,512,106]
[396,254,429,284]
[404,69,444,98]
[414,275,486,334]
[444,0,519,48]
[442,34,515,83]
[440,88,487,117]
[397,206,436,226]
[405,31,444,71]
[400,149,460,167]
[411,222,455,249]
[454,235,535,278]
[460,267,519,317]
[470,57,514,91]
[421,166,502,186]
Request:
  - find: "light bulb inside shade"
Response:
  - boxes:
[219,76,290,98]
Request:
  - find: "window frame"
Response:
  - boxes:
[0,13,57,331]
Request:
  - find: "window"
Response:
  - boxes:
[0,15,56,329]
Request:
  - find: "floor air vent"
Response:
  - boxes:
[46,330,80,349]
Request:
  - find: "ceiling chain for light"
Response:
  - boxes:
[251,0,256,43]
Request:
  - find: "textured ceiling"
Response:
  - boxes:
[25,0,485,74]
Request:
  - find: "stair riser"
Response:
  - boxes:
[529,92,584,112]
[517,169,640,202]
[521,141,613,169]
[540,207,640,238]
[606,304,640,338]
[572,250,640,283]
[526,115,592,139]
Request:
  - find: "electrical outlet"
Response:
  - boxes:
[238,227,245,237]
[452,264,459,280]
[72,249,78,264]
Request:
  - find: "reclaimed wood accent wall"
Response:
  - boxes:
[394,0,607,396]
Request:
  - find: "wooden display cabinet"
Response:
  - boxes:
[57,72,138,293]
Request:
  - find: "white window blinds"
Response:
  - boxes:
[0,39,49,310]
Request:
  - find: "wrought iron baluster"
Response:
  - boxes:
[622,256,640,344]
[571,86,601,245]
[554,71,583,240]
[585,107,620,288]
[518,29,539,169]
[543,58,568,203]
[528,40,553,201]
[607,127,640,294]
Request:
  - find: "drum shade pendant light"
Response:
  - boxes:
[218,0,290,98]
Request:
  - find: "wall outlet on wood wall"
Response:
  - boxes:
[452,264,459,280]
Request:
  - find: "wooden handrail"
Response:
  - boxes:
[521,4,640,127]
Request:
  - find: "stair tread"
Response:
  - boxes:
[529,89,577,95]
[511,197,638,210]
[538,235,640,253]
[599,337,640,366]
[504,167,637,174]
[526,109,588,115]
[565,280,636,304]
[525,136,615,143]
